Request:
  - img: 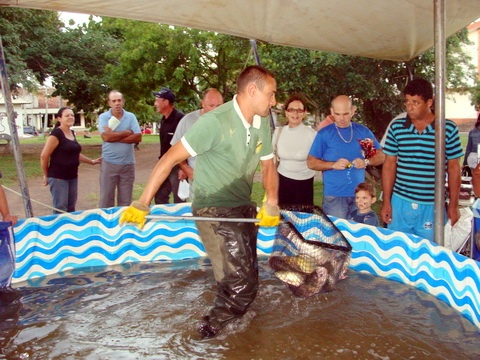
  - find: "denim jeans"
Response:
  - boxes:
[322,195,356,219]
[48,177,78,214]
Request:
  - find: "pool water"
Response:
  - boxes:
[1,257,479,359]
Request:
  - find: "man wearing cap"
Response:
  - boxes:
[98,90,142,208]
[153,87,185,204]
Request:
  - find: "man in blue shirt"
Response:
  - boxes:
[381,78,463,241]
[307,95,384,219]
[98,90,142,208]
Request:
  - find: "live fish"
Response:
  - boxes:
[269,254,317,274]
[291,266,329,298]
[275,270,305,287]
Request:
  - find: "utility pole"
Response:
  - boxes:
[43,86,49,132]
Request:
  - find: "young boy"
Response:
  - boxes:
[349,182,379,226]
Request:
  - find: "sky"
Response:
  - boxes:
[59,12,100,27]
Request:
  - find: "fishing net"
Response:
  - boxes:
[269,205,352,298]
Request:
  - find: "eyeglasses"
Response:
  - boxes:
[286,108,305,114]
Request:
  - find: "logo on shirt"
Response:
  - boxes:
[256,140,262,154]
[423,221,433,230]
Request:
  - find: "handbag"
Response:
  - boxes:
[273,126,284,167]
[444,207,473,252]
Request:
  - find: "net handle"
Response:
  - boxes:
[146,215,260,223]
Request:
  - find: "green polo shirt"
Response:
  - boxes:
[183,99,273,209]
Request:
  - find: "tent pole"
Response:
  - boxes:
[433,0,446,246]
[249,39,276,132]
[249,39,262,66]
[0,36,34,218]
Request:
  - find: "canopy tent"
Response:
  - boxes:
[1,0,480,61]
[2,0,480,245]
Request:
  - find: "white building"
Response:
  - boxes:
[0,87,88,137]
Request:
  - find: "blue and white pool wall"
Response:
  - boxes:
[10,203,480,330]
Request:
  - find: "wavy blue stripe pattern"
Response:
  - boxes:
[10,204,480,329]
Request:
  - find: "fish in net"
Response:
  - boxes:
[269,205,352,298]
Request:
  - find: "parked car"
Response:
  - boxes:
[23,126,38,136]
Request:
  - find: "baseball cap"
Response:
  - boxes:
[153,87,175,102]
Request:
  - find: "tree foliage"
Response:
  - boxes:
[0,8,117,115]
[471,81,480,112]
[259,28,477,138]
[47,18,119,114]
[0,8,62,92]
[100,18,251,122]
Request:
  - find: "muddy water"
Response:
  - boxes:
[1,257,479,359]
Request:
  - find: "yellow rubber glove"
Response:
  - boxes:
[119,201,151,229]
[256,202,280,227]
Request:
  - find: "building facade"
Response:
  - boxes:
[0,87,88,137]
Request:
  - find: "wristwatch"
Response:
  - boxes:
[364,159,370,166]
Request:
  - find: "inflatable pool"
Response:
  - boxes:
[9,203,480,330]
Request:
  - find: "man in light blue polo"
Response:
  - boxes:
[98,90,142,208]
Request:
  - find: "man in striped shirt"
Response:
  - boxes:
[380,78,463,241]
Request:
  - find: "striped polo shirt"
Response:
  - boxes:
[383,115,463,204]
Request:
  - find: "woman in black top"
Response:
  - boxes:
[40,107,101,214]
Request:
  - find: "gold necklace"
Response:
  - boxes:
[335,123,353,143]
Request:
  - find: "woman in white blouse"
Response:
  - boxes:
[273,94,317,206]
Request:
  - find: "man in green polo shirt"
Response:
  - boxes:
[120,65,280,338]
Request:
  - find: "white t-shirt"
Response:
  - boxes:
[273,123,317,180]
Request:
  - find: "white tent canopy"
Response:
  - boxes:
[2,0,480,61]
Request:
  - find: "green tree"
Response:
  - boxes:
[259,28,477,138]
[100,18,251,123]
[0,8,117,114]
[0,8,62,93]
[47,18,119,113]
[471,81,480,111]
